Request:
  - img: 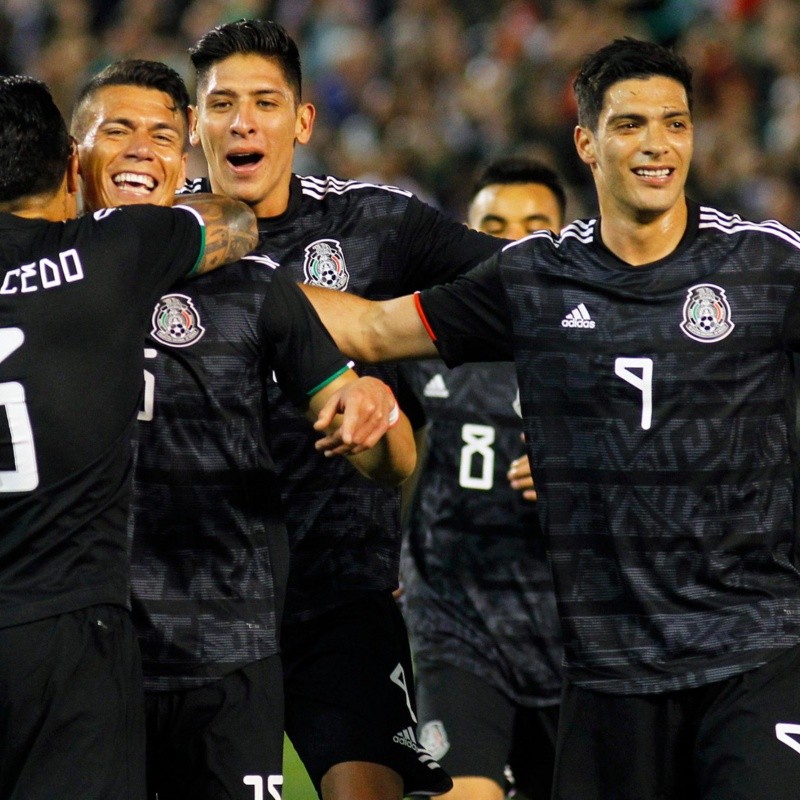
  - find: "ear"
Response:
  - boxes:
[574,125,596,167]
[295,102,315,146]
[188,105,200,147]
[66,150,80,195]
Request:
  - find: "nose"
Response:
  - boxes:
[506,222,530,241]
[230,102,256,137]
[642,122,669,156]
[127,128,154,159]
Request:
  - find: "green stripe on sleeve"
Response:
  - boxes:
[307,362,354,396]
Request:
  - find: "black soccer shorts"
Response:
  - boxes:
[553,640,800,799]
[415,661,559,799]
[282,590,453,796]
[145,655,284,800]
[0,604,146,800]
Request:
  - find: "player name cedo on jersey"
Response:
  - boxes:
[0,248,83,295]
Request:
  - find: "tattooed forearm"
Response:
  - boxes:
[178,193,258,273]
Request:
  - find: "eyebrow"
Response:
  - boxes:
[205,87,289,100]
[607,108,690,125]
[101,116,181,133]
[481,213,554,224]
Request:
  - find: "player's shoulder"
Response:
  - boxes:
[297,173,414,206]
[696,205,800,252]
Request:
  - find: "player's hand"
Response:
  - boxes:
[313,376,396,457]
[508,453,537,502]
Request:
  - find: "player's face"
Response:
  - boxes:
[191,53,315,218]
[468,182,563,238]
[75,85,188,210]
[574,75,692,222]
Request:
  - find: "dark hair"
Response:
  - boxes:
[471,156,567,224]
[573,37,693,131]
[0,75,71,203]
[189,18,302,102]
[71,59,190,140]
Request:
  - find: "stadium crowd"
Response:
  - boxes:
[1,0,799,225]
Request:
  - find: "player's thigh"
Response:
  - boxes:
[416,661,515,790]
[0,604,145,800]
[507,703,559,800]
[694,641,800,800]
[553,682,693,800]
[283,592,451,797]
[146,655,284,800]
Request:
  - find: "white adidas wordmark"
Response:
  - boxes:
[561,303,595,329]
[423,374,449,398]
[393,726,419,752]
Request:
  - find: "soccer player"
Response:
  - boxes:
[301,37,800,800]
[0,74,257,800]
[186,19,504,800]
[71,59,415,800]
[403,157,566,800]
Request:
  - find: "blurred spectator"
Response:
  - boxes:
[2,0,800,223]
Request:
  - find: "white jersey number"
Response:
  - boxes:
[138,348,157,422]
[0,327,38,491]
[614,357,653,430]
[458,423,495,490]
[243,775,283,800]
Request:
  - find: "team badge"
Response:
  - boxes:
[419,720,450,761]
[151,294,205,347]
[303,239,349,290]
[680,284,734,343]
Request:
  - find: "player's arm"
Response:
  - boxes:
[175,193,257,274]
[300,285,438,362]
[307,373,416,486]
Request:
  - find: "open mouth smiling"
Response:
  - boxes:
[227,152,263,168]
[633,167,673,178]
[113,172,157,195]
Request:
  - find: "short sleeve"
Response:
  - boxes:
[417,256,513,367]
[396,195,505,292]
[258,269,352,407]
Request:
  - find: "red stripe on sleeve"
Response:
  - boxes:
[413,291,437,342]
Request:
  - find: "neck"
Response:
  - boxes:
[598,196,688,266]
[0,181,73,222]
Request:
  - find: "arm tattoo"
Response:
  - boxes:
[179,193,258,273]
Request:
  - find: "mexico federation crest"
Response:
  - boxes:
[303,238,349,290]
[680,283,734,343]
[151,294,205,347]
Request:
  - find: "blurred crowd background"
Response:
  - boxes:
[2,0,800,225]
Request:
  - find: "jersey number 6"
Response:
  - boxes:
[0,327,38,491]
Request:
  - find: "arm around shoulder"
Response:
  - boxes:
[177,193,258,274]
[300,285,437,362]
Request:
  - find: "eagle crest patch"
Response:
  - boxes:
[151,294,205,347]
[680,284,734,343]
[303,239,349,290]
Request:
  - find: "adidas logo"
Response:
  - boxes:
[561,303,595,329]
[393,727,419,752]
[423,374,449,398]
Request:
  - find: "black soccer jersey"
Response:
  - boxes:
[185,175,501,622]
[0,205,202,628]
[130,261,352,690]
[401,360,563,706]
[418,201,800,694]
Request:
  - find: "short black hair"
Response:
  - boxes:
[189,18,302,102]
[0,75,71,203]
[471,156,567,225]
[71,59,191,141]
[574,37,693,131]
